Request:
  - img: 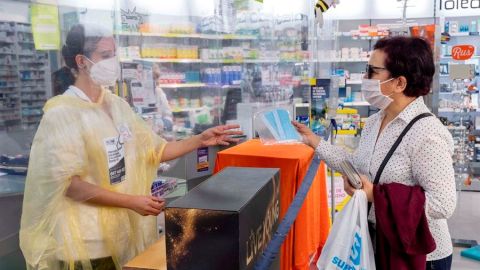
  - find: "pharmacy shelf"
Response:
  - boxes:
[122,58,202,63]
[343,101,370,107]
[18,61,47,64]
[21,90,45,94]
[19,68,47,72]
[336,35,383,40]
[346,80,362,85]
[158,83,206,88]
[122,58,309,64]
[203,84,242,89]
[438,108,480,114]
[449,32,473,37]
[117,31,257,40]
[159,83,242,89]
[202,34,257,40]
[204,59,303,64]
[317,58,369,63]
[441,55,480,59]
[171,106,209,113]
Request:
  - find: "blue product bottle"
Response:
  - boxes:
[207,69,213,85]
[445,21,449,33]
[234,66,241,81]
[221,67,227,85]
[226,66,232,85]
[216,68,221,85]
[471,21,477,33]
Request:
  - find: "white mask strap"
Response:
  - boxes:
[380,77,395,85]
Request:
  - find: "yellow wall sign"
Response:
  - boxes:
[31,4,60,50]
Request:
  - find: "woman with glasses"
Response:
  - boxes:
[294,36,456,270]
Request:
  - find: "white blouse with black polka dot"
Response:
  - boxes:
[316,97,456,261]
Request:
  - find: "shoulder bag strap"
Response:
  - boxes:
[367,112,434,213]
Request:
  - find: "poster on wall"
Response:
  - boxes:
[31,4,61,50]
[310,78,330,136]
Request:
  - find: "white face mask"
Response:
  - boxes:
[85,57,120,86]
[361,78,395,110]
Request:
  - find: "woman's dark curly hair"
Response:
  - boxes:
[374,36,435,97]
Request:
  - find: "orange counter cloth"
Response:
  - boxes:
[214,139,330,270]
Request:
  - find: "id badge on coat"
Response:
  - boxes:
[104,136,126,185]
[117,123,132,143]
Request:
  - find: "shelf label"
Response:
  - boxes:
[197,147,209,172]
[452,45,475,60]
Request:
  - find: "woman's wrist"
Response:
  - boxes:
[309,135,321,149]
[190,134,204,148]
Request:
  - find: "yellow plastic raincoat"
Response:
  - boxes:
[20,89,166,270]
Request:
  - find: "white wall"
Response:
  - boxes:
[325,0,435,20]
[118,0,214,17]
[260,0,309,15]
[4,0,480,27]
[57,0,115,11]
[0,1,30,23]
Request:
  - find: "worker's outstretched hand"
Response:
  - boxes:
[198,124,243,147]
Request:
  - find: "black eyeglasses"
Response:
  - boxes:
[365,64,388,79]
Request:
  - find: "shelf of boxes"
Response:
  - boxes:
[449,32,472,37]
[158,83,207,89]
[117,17,312,136]
[317,58,369,63]
[121,57,310,64]
[0,21,51,128]
[346,80,363,85]
[117,31,257,40]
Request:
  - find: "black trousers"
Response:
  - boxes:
[426,255,453,270]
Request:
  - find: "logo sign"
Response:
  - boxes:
[349,232,362,266]
[452,45,475,60]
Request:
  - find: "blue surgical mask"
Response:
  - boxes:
[261,109,301,142]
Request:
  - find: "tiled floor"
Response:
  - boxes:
[448,191,480,270]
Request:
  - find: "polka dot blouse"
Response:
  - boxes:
[316,97,456,261]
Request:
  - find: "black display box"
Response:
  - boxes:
[165,167,280,270]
